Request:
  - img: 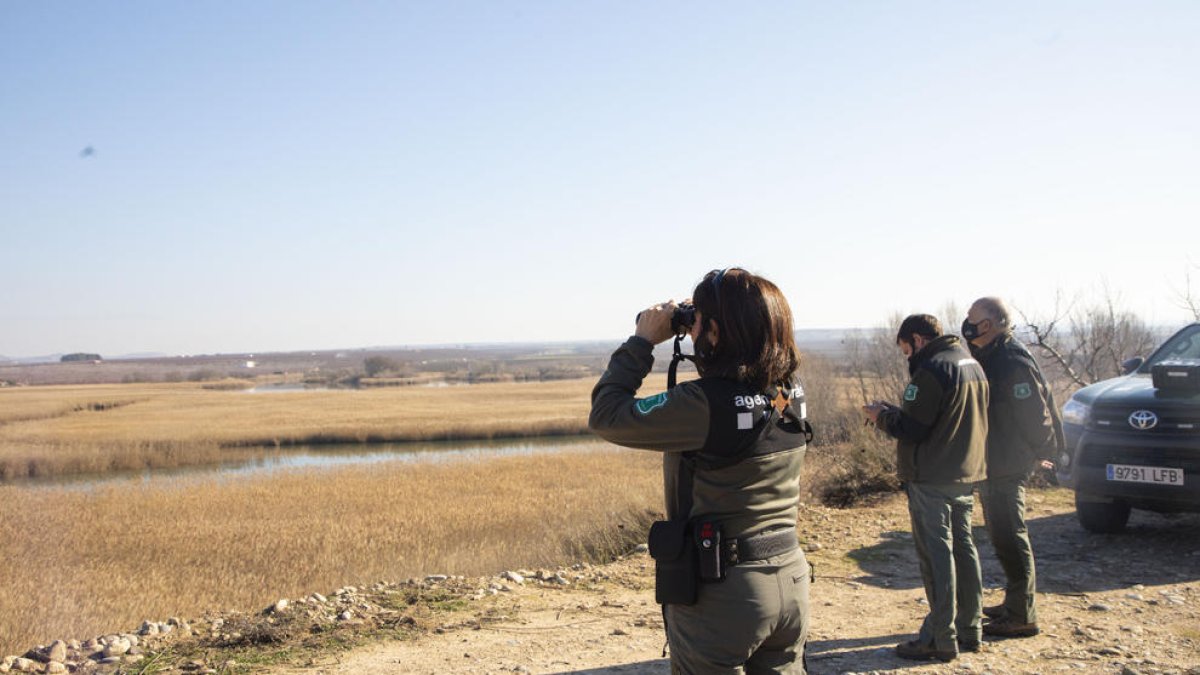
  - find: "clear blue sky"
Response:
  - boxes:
[2,2,1198,357]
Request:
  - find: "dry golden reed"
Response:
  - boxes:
[0,377,682,479]
[0,446,663,655]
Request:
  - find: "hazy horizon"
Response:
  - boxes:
[0,326,861,361]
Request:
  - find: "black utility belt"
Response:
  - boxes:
[721,528,800,566]
[648,520,799,606]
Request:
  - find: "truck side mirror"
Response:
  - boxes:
[1121,357,1144,374]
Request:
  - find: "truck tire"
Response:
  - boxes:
[1075,494,1131,533]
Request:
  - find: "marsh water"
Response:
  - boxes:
[23,434,606,490]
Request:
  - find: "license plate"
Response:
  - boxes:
[1106,464,1184,486]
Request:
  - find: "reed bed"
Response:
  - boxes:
[0,445,662,655]
[0,377,667,479]
[0,384,150,425]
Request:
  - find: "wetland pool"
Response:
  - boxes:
[18,434,608,490]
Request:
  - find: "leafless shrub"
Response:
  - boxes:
[842,313,908,407]
[363,355,400,377]
[1019,286,1158,391]
[1173,262,1200,322]
[807,424,899,508]
[800,336,903,508]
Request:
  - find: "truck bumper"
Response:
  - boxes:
[1057,423,1200,513]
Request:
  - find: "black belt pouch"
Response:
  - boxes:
[647,519,698,605]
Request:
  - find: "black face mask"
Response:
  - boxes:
[961,318,986,341]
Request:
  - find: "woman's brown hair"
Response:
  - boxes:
[691,268,801,391]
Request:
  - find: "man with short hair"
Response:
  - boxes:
[962,297,1065,638]
[864,314,989,662]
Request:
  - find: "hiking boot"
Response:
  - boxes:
[895,640,956,662]
[983,603,1006,619]
[957,638,982,653]
[982,617,1040,638]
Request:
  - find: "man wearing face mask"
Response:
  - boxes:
[962,297,1065,639]
[863,314,988,662]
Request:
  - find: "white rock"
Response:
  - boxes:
[425,575,449,583]
[273,599,289,613]
[45,663,67,675]
[501,571,525,584]
[103,639,131,658]
[338,611,353,621]
[47,641,67,663]
[632,544,649,554]
[10,659,36,673]
[310,593,327,603]
[139,621,160,636]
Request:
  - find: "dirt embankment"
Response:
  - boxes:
[8,488,1199,675]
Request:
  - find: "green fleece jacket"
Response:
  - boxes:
[971,333,1065,480]
[878,334,989,484]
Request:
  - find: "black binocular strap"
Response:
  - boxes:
[666,334,694,391]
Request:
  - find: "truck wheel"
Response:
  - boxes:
[1075,494,1131,533]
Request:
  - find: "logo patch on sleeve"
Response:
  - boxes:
[737,412,754,430]
[1013,382,1032,400]
[903,384,919,401]
[635,392,669,415]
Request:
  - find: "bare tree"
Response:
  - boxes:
[937,300,962,337]
[1017,286,1157,392]
[1174,263,1200,322]
[843,312,908,405]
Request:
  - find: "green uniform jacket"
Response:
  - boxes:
[878,334,989,484]
[971,333,1066,480]
[588,336,807,539]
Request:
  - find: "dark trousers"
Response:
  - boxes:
[980,476,1037,624]
[906,481,983,650]
[667,548,809,674]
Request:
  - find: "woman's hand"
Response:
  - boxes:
[635,301,679,345]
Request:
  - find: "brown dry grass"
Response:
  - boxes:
[0,377,671,479]
[0,445,662,655]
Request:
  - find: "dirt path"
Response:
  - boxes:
[267,488,1199,675]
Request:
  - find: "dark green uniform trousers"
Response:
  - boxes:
[979,476,1037,624]
[666,548,809,674]
[906,482,983,651]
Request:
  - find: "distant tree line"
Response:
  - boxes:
[61,353,102,362]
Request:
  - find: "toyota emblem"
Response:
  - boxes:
[1128,410,1159,430]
